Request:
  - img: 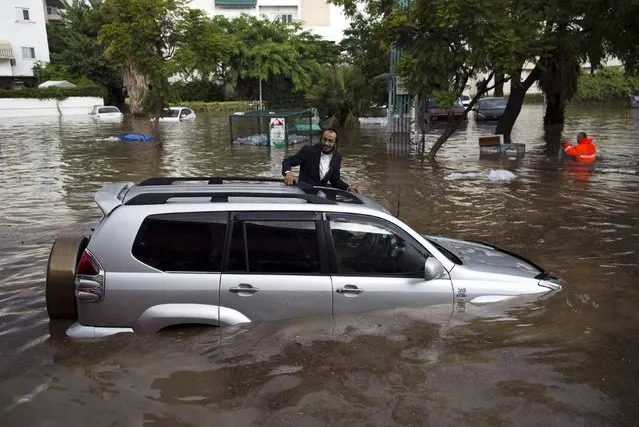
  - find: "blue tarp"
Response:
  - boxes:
[119,133,153,142]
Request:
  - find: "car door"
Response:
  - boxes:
[219,211,332,323]
[91,211,227,328]
[325,213,453,315]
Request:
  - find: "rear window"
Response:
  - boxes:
[99,107,120,114]
[132,212,227,272]
[480,98,507,109]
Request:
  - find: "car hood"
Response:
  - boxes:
[425,236,542,278]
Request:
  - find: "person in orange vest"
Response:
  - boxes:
[562,132,596,163]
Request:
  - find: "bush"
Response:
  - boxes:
[173,80,226,102]
[0,86,107,100]
[181,101,251,112]
[575,68,639,102]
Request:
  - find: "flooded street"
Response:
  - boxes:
[1,105,638,426]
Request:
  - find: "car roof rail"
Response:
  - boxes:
[125,192,338,205]
[138,177,283,186]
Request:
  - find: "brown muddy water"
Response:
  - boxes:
[0,105,638,426]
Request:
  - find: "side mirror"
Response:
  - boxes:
[424,257,445,281]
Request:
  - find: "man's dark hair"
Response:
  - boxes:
[321,128,339,144]
[578,132,587,139]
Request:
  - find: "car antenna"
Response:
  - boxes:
[396,193,400,218]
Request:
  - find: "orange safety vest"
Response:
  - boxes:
[563,138,596,163]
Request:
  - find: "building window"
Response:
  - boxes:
[21,47,36,59]
[280,14,293,23]
[16,8,31,21]
[10,59,17,66]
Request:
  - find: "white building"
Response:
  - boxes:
[188,0,350,43]
[0,0,52,89]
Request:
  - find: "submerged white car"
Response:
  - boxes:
[45,178,563,339]
[158,107,196,122]
[89,105,123,120]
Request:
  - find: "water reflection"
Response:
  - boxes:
[0,105,638,425]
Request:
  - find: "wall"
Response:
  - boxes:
[0,97,104,117]
[0,0,51,78]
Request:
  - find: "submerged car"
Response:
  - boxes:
[459,94,471,107]
[474,97,507,121]
[630,89,639,108]
[425,97,466,122]
[89,105,123,120]
[157,107,196,122]
[46,177,562,338]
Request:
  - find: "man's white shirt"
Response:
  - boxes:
[319,152,333,180]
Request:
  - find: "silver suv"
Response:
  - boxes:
[45,177,562,338]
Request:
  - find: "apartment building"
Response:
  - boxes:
[189,0,350,43]
[0,1,53,89]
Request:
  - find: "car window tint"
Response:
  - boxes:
[329,218,427,277]
[227,220,320,274]
[132,212,227,272]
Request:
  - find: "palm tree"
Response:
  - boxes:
[306,65,369,129]
[538,49,581,125]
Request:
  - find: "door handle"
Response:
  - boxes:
[336,286,363,295]
[229,284,260,294]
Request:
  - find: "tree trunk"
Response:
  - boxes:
[122,58,147,117]
[427,114,459,159]
[543,93,565,125]
[494,72,504,97]
[495,65,543,143]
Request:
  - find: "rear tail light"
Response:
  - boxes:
[77,251,100,275]
[75,250,105,303]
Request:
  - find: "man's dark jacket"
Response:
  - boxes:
[281,144,349,190]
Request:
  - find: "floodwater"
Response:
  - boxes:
[0,105,638,426]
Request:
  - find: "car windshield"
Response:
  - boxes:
[480,99,507,109]
[99,107,120,114]
[162,109,180,118]
[461,95,471,101]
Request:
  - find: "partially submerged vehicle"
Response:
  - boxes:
[474,97,507,121]
[45,177,563,338]
[89,105,123,120]
[157,107,196,122]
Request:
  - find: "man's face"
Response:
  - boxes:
[321,131,337,154]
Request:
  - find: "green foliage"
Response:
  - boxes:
[172,80,226,102]
[216,15,340,93]
[180,101,252,112]
[339,14,389,104]
[0,86,107,99]
[98,0,191,116]
[575,68,639,102]
[44,2,122,103]
[306,65,370,128]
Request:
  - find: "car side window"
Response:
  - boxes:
[227,220,320,274]
[132,212,227,272]
[328,215,428,277]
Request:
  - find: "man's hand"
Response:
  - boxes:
[283,172,297,186]
[348,186,360,194]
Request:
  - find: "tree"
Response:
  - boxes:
[39,0,123,104]
[215,16,339,102]
[98,0,189,119]
[343,0,548,157]
[306,65,370,128]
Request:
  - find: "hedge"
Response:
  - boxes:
[181,101,252,112]
[0,86,107,100]
[574,68,639,103]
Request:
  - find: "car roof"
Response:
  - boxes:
[95,177,389,216]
